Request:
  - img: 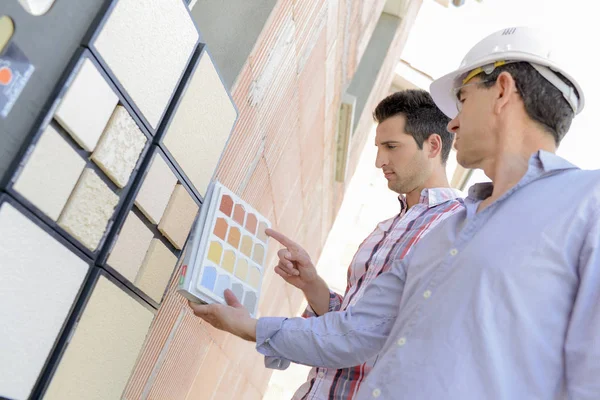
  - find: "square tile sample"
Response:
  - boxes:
[107,211,154,282]
[0,201,88,400]
[178,181,270,317]
[134,153,178,224]
[54,57,119,151]
[91,106,147,188]
[43,275,154,400]
[135,239,178,302]
[12,125,85,221]
[58,168,119,251]
[158,184,199,250]
[162,52,237,197]
[92,0,199,129]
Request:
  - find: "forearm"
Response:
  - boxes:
[257,266,406,369]
[302,275,333,316]
[257,310,394,369]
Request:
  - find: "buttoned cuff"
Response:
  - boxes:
[256,317,291,370]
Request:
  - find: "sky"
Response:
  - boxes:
[400,0,599,185]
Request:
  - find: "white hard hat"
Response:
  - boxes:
[430,27,585,119]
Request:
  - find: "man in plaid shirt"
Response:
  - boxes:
[265,89,463,399]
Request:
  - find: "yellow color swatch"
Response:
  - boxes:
[234,259,248,281]
[222,250,235,273]
[248,267,261,289]
[241,236,253,257]
[207,241,222,265]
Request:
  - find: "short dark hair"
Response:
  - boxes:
[477,62,578,144]
[373,89,453,164]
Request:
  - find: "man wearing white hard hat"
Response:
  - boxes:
[190,27,600,400]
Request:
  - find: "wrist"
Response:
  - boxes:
[301,275,326,297]
[238,316,258,342]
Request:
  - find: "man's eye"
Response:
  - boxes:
[387,145,397,150]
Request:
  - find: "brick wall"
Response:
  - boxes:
[123,1,422,398]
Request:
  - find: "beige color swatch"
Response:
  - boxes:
[91,106,147,188]
[0,202,87,400]
[157,184,198,250]
[43,275,154,400]
[107,211,154,282]
[93,0,198,129]
[17,0,57,16]
[13,125,85,221]
[162,52,237,196]
[55,58,118,151]
[58,168,119,251]
[134,154,177,224]
[135,239,178,302]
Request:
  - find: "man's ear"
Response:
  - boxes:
[494,71,518,114]
[426,133,443,160]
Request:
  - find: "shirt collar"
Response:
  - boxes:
[467,150,579,201]
[398,187,463,211]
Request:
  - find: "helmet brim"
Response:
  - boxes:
[429,51,585,119]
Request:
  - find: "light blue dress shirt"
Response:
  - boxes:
[256,151,600,400]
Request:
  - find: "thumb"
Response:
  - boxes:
[224,289,244,309]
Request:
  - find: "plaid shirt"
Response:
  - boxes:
[293,188,463,400]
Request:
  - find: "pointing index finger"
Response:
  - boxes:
[265,228,297,249]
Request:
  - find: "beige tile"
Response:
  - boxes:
[107,211,154,282]
[58,168,119,251]
[54,58,118,151]
[91,106,147,188]
[0,202,88,400]
[13,125,85,221]
[162,52,237,197]
[134,154,178,224]
[43,275,154,400]
[158,184,199,250]
[135,239,178,302]
[93,0,199,129]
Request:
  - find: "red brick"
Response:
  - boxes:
[185,342,229,400]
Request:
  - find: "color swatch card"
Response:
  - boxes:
[178,181,270,317]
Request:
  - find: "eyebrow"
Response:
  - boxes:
[376,141,401,146]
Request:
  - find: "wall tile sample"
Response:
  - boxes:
[0,202,88,400]
[91,106,147,188]
[92,0,199,129]
[135,239,178,302]
[12,125,85,221]
[107,211,154,282]
[43,275,154,400]
[158,184,199,250]
[58,168,119,251]
[54,58,119,151]
[162,52,237,197]
[134,153,178,224]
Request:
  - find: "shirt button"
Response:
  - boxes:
[372,388,381,397]
[265,338,270,343]
[397,337,406,346]
[318,371,325,378]
[423,290,432,299]
[450,248,458,256]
